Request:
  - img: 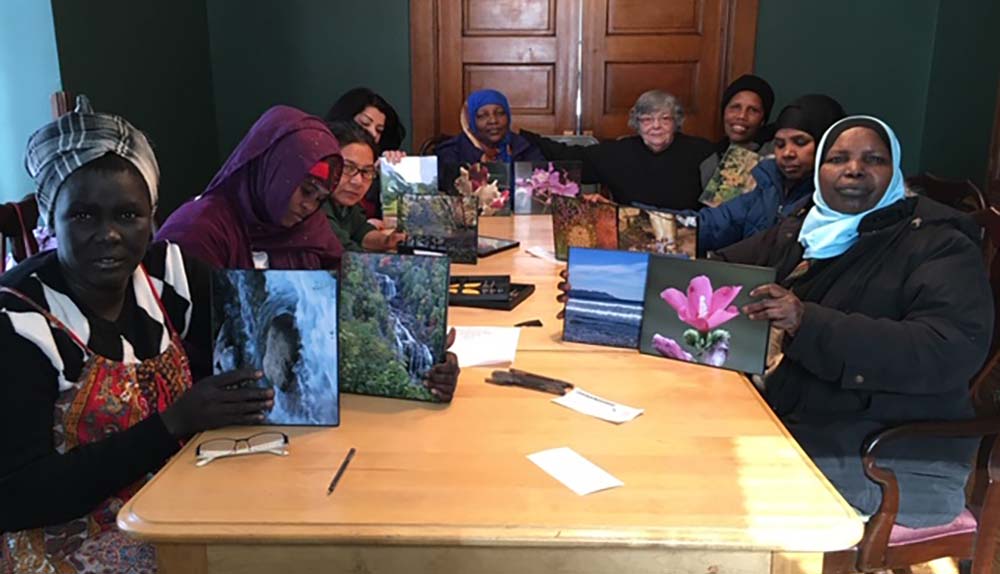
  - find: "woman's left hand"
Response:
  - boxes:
[425,328,460,402]
[743,284,804,335]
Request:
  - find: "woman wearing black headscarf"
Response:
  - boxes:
[699,74,776,188]
[692,94,846,253]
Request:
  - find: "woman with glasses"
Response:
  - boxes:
[435,89,545,164]
[156,105,346,270]
[323,121,406,251]
[0,96,274,573]
[324,87,408,220]
[520,90,716,210]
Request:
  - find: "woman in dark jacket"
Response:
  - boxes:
[435,89,544,165]
[722,115,993,527]
[693,94,846,253]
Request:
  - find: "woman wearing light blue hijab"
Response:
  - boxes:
[714,115,993,527]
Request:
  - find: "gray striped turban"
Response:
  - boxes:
[24,95,160,229]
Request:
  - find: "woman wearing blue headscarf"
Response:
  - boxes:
[435,89,544,164]
[716,116,993,528]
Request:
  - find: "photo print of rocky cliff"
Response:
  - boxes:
[338,252,450,402]
[212,270,340,426]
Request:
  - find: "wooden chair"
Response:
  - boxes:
[906,173,988,213]
[417,133,453,156]
[824,207,1000,574]
[0,195,40,275]
[822,422,999,574]
[972,207,1000,416]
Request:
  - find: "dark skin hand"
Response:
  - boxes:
[425,328,460,402]
[555,268,570,319]
[160,369,275,438]
[743,284,805,335]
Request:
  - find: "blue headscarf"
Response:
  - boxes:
[798,115,907,259]
[466,89,513,162]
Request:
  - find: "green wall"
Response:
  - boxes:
[206,0,413,159]
[920,0,1000,187]
[754,0,941,175]
[50,0,219,217]
[0,0,61,203]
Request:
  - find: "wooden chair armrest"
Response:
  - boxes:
[857,417,1000,569]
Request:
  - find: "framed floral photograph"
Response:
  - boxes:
[638,256,775,374]
[513,161,582,214]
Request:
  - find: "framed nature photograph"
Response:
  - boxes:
[638,256,775,374]
[438,161,512,216]
[379,156,438,220]
[212,270,340,426]
[698,145,760,208]
[338,252,450,402]
[513,160,582,214]
[550,195,617,261]
[617,207,698,259]
[398,193,479,264]
[562,247,649,349]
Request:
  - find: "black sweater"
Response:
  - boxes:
[520,131,715,210]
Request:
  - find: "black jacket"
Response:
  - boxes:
[716,196,993,526]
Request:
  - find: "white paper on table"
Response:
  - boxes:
[551,388,644,424]
[526,447,624,496]
[525,246,561,264]
[448,326,521,368]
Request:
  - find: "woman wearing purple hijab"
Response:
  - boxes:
[157,106,345,270]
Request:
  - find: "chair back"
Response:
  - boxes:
[972,207,1000,415]
[417,134,453,156]
[0,195,40,275]
[546,134,599,147]
[907,172,988,213]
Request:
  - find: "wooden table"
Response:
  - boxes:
[118,216,863,574]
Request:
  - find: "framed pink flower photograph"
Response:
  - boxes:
[638,256,775,374]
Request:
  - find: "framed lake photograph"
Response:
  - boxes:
[638,256,775,375]
[513,160,582,214]
[562,247,649,349]
[339,252,450,402]
[212,270,340,426]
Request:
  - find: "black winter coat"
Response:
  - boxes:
[716,196,993,527]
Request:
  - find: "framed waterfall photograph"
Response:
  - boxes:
[338,252,451,402]
[211,270,340,426]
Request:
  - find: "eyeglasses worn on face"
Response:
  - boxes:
[638,115,675,127]
[343,161,377,182]
[195,431,289,467]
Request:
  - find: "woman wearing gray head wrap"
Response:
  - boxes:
[24,95,160,229]
[1,96,274,573]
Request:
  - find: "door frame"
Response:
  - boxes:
[410,0,759,148]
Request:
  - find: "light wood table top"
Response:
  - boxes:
[118,216,863,574]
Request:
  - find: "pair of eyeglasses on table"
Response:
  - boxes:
[194,431,289,467]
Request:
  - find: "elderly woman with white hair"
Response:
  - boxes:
[520,90,715,209]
